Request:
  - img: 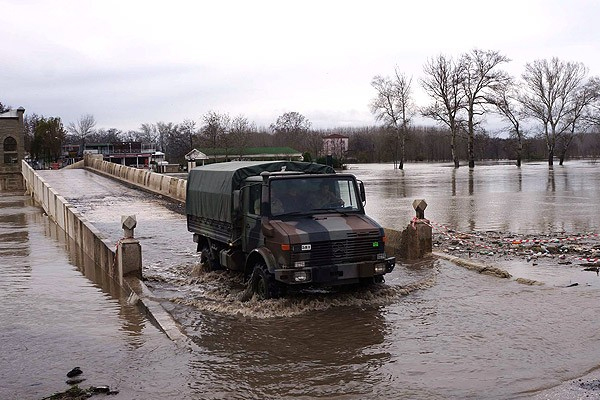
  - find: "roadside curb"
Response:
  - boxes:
[432,251,545,285]
[124,276,199,351]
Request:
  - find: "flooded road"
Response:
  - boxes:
[6,160,600,398]
[0,192,192,400]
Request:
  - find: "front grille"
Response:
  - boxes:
[292,231,381,266]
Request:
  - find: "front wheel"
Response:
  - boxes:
[250,262,281,300]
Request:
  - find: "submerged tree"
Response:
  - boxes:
[488,77,528,167]
[461,49,510,168]
[557,77,600,165]
[520,58,589,166]
[370,67,414,169]
[421,54,466,168]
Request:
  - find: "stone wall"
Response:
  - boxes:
[21,160,117,277]
[84,154,186,202]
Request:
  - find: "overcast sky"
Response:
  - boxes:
[2,0,599,133]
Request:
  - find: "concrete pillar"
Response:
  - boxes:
[399,199,432,260]
[187,160,196,172]
[118,215,142,280]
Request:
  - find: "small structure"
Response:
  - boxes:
[201,147,303,162]
[81,142,157,168]
[185,148,209,171]
[322,133,349,161]
[0,107,25,190]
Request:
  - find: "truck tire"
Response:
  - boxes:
[360,275,385,286]
[200,244,220,271]
[250,262,280,300]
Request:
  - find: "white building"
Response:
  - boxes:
[322,134,349,160]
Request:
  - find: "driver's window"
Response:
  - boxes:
[246,184,261,216]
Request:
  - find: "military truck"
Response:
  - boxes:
[186,161,395,299]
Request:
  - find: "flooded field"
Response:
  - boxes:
[4,160,600,399]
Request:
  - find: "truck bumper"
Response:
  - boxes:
[274,257,396,285]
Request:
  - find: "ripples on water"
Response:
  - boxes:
[0,192,190,400]
[29,163,600,398]
[351,160,600,234]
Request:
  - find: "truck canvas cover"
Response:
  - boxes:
[186,161,335,223]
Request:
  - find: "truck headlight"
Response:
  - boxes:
[374,263,387,274]
[294,271,309,282]
[294,261,306,268]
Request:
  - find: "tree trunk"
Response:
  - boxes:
[548,149,554,166]
[451,132,459,168]
[468,118,475,168]
[399,132,405,170]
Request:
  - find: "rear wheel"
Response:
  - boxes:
[250,262,280,300]
[199,243,220,271]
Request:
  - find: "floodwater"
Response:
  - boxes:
[3,160,600,399]
[0,191,192,400]
[352,160,600,234]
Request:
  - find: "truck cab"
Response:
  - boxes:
[186,161,395,299]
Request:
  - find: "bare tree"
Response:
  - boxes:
[557,77,600,165]
[520,58,588,166]
[421,54,466,168]
[488,78,528,167]
[67,114,96,154]
[201,111,230,160]
[229,115,255,159]
[461,49,510,168]
[180,119,198,150]
[0,101,10,113]
[370,67,414,169]
[270,111,311,151]
[138,123,159,146]
[587,77,600,126]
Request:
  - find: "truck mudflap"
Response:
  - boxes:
[385,256,396,273]
[274,259,395,285]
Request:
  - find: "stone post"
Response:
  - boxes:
[187,159,196,172]
[399,199,433,260]
[118,215,142,280]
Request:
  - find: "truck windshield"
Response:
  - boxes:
[270,176,362,216]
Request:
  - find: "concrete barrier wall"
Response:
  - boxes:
[84,155,186,202]
[21,160,118,277]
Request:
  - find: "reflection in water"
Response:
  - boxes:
[0,192,191,400]
[18,163,600,399]
[468,168,474,195]
[548,167,556,192]
[186,307,391,398]
[354,160,600,234]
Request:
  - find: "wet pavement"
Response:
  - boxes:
[5,161,600,399]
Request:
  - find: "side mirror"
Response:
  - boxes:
[358,181,366,205]
[233,190,241,214]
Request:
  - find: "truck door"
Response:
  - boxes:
[242,184,263,251]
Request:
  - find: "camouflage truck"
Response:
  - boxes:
[186,160,395,299]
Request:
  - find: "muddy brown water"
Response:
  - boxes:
[3,161,600,399]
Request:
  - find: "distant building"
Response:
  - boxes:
[200,147,303,162]
[322,134,349,160]
[0,107,25,190]
[80,142,158,168]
